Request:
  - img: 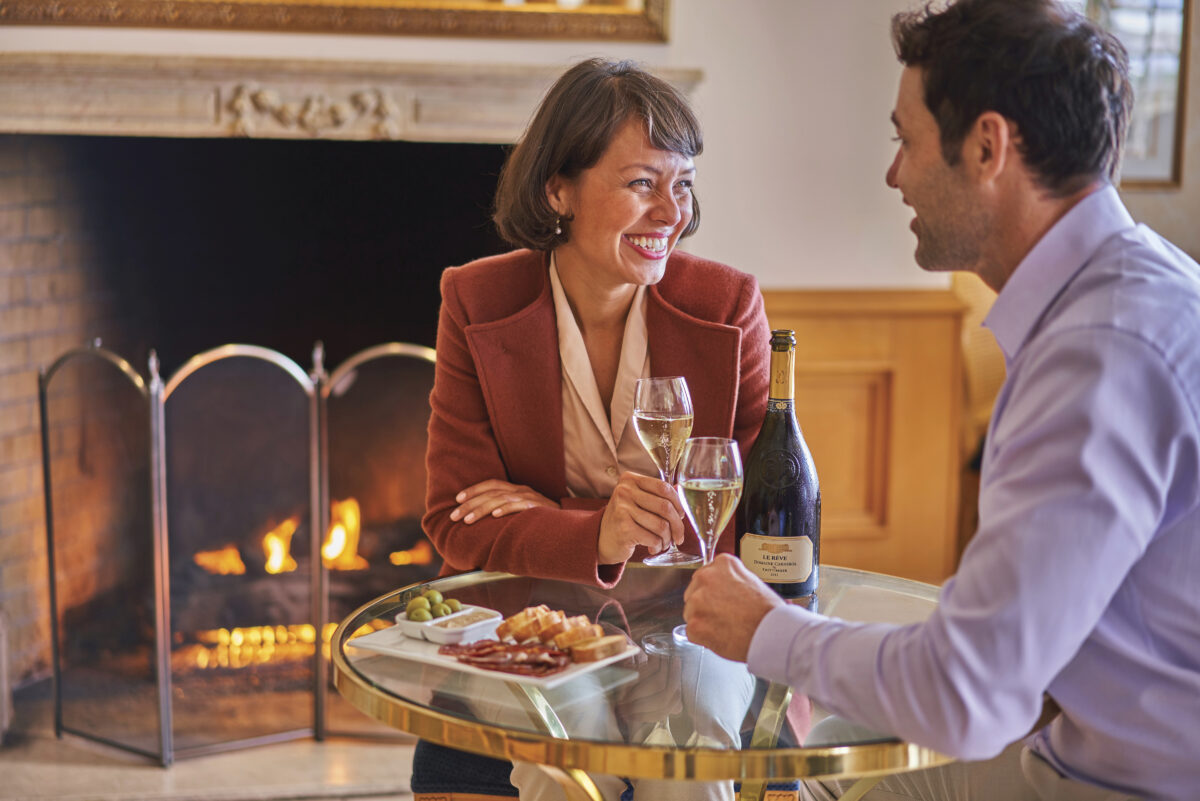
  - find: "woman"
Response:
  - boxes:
[414,58,768,801]
[423,58,770,588]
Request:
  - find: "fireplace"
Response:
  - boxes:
[23,130,513,763]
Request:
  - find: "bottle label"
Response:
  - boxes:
[741,534,813,583]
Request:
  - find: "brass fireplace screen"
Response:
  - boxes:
[38,340,440,765]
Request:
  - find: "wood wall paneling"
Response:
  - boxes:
[762,289,965,584]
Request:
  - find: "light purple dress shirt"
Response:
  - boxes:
[747,186,1200,800]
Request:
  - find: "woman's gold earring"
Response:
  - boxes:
[555,217,562,236]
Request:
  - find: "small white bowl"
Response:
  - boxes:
[394,605,502,644]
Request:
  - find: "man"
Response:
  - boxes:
[683,1,1200,799]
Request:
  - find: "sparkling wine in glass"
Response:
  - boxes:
[672,437,743,644]
[633,376,700,567]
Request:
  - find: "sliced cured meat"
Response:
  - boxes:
[437,639,571,676]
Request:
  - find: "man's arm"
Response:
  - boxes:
[730,328,1191,759]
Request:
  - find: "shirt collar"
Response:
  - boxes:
[985,184,1135,362]
[548,254,649,452]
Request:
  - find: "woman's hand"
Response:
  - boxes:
[449,480,560,524]
[598,472,686,565]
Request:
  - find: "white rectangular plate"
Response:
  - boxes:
[347,625,641,688]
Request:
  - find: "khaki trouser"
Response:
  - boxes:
[802,741,1139,801]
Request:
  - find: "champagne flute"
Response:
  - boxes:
[672,437,743,644]
[632,377,700,567]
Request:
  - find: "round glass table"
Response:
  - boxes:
[332,564,952,801]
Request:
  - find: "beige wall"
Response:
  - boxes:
[1121,3,1200,261]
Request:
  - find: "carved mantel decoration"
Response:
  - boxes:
[226,85,405,139]
[0,53,702,143]
[0,0,669,41]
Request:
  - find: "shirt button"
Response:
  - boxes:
[606,465,617,478]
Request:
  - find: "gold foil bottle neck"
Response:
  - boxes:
[768,329,796,402]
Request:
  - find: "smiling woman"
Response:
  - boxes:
[414,56,771,801]
[0,0,670,40]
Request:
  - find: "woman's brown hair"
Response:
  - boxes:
[493,58,703,251]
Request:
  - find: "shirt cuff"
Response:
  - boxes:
[747,602,823,684]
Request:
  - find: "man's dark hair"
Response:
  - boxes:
[892,0,1132,196]
[493,58,703,251]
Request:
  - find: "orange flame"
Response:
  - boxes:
[263,518,299,574]
[389,539,434,566]
[323,498,368,571]
[193,544,246,575]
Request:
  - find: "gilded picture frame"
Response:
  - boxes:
[0,0,669,42]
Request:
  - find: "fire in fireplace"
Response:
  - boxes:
[182,490,434,675]
[191,496,433,581]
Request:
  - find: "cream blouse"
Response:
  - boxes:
[548,256,659,498]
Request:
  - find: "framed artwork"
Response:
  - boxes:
[1068,0,1192,187]
[0,0,669,42]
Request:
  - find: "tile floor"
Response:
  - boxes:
[0,683,416,801]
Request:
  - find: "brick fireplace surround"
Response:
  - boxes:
[0,132,96,692]
[0,52,703,696]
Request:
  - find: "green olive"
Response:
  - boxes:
[430,602,452,618]
[408,608,433,622]
[422,589,444,605]
[406,596,431,615]
[444,598,463,613]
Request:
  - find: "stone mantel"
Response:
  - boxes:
[0,52,702,142]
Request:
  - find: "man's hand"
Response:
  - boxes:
[597,472,685,565]
[683,554,784,662]
[449,480,559,523]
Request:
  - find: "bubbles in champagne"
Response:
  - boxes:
[632,412,694,478]
[679,478,742,560]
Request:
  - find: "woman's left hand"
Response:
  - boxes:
[449,480,561,524]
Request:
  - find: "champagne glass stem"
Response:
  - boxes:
[642,451,699,566]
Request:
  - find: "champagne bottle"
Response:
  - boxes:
[738,329,821,599]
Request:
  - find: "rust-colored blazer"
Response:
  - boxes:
[423,248,770,587]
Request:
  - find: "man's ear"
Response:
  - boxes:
[545,174,571,216]
[965,111,1012,184]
